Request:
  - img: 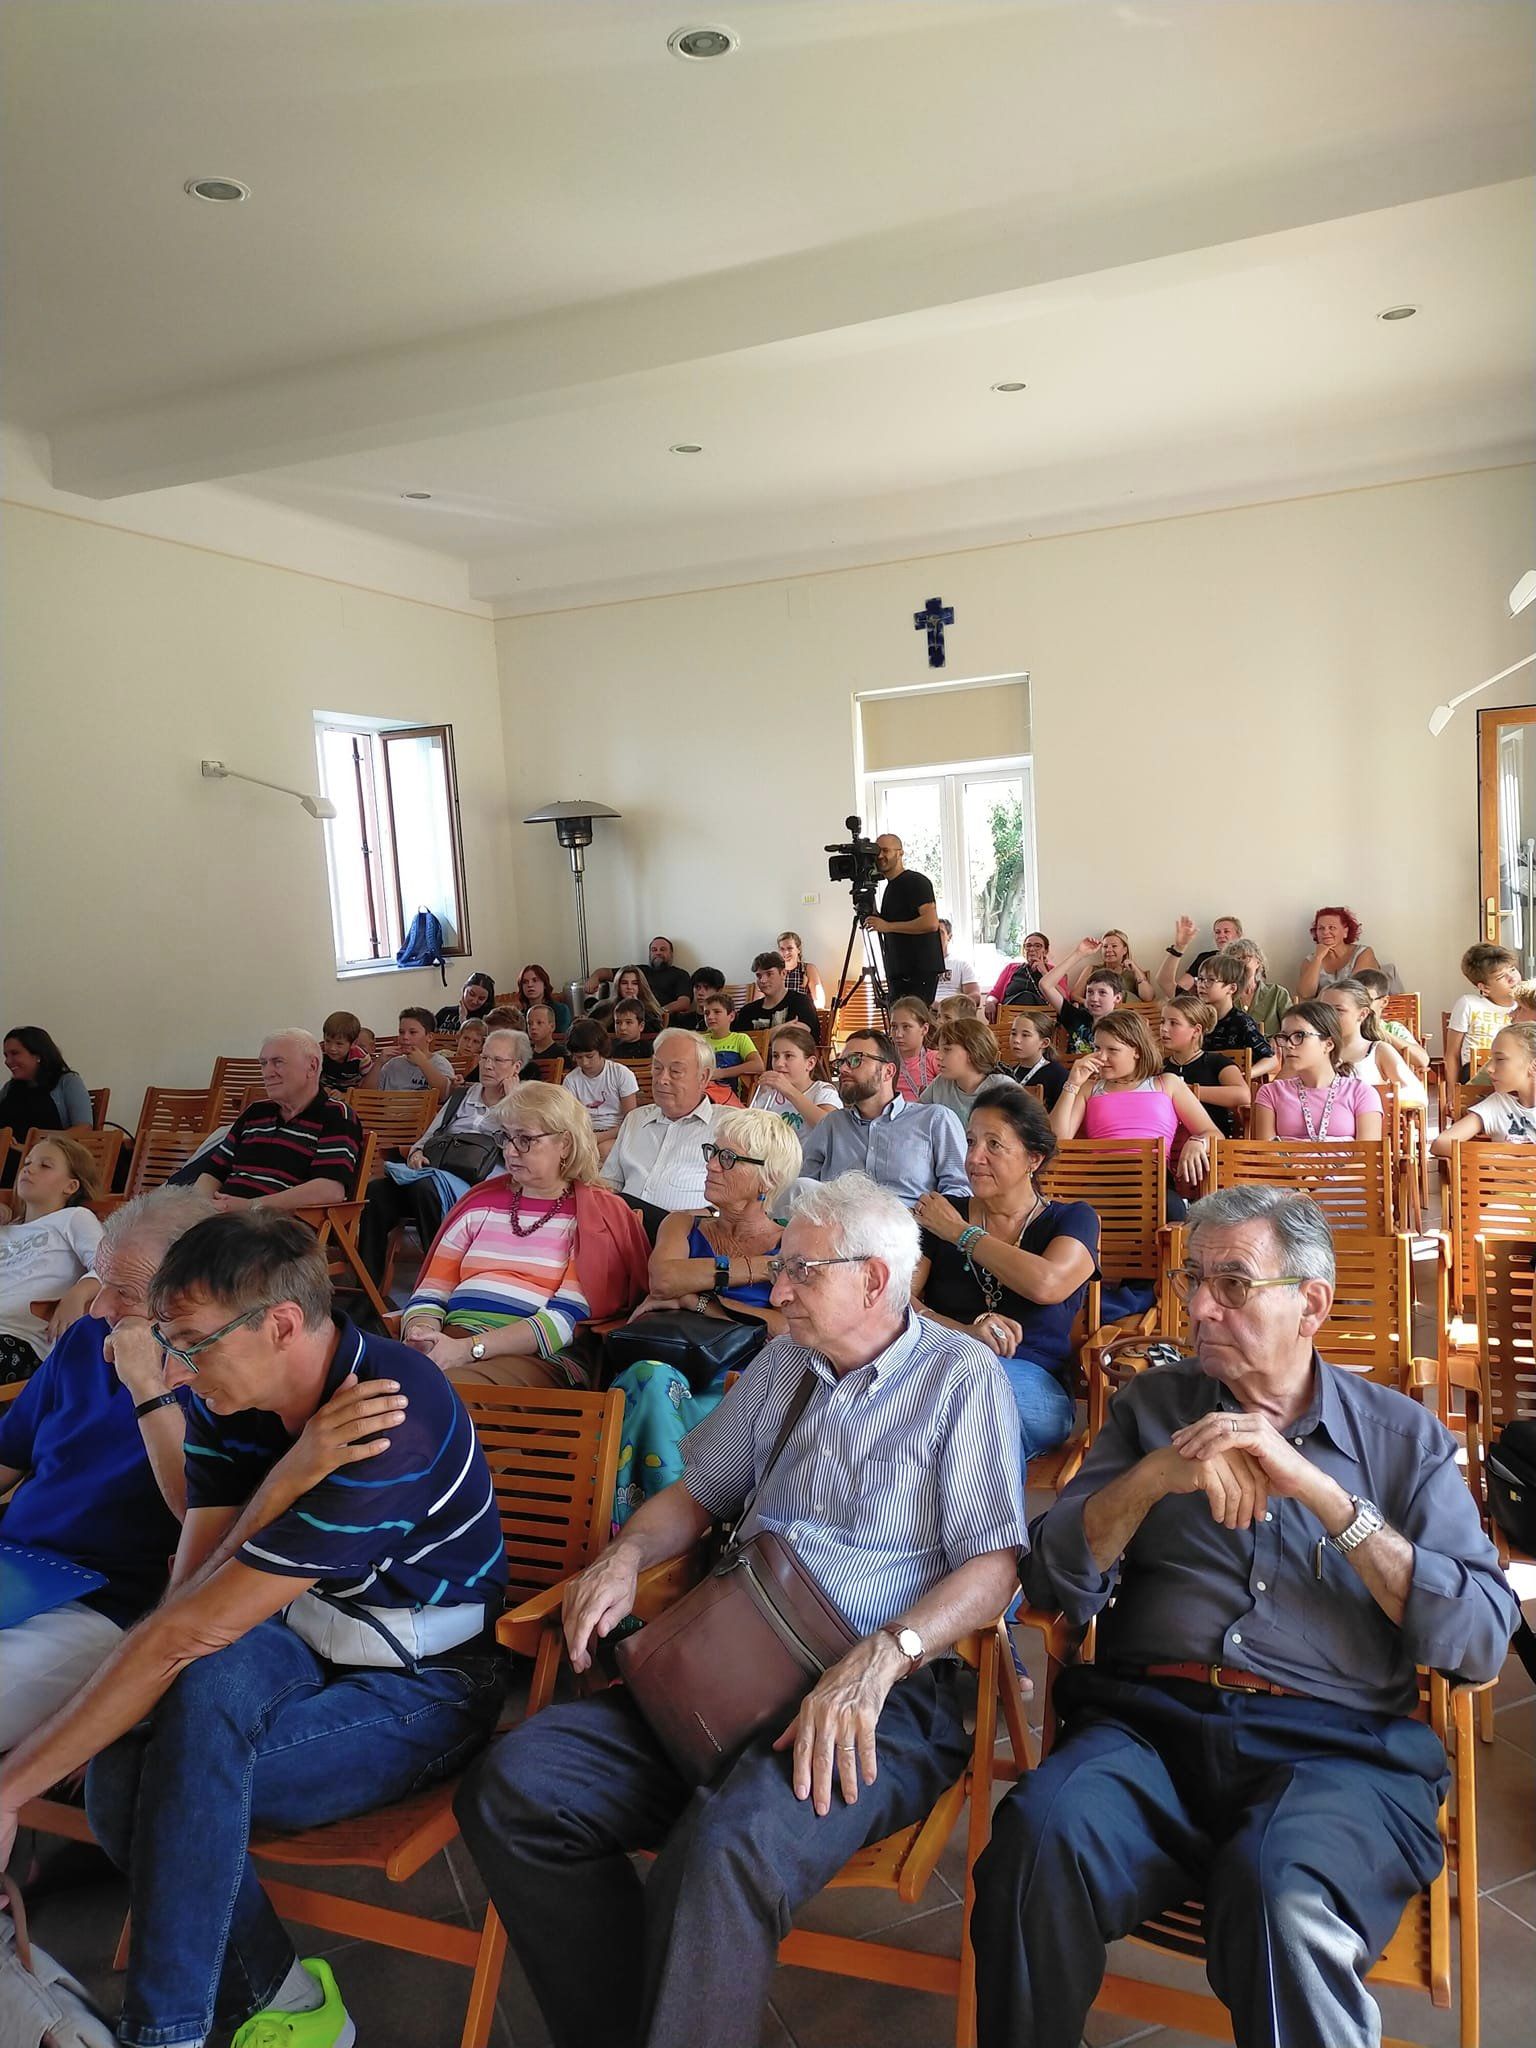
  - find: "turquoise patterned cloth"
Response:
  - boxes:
[610,1360,726,1531]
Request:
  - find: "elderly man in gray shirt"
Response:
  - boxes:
[798,1028,968,1202]
[972,1183,1518,2048]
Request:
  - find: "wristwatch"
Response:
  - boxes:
[880,1623,925,1675]
[134,1392,179,1421]
[714,1254,732,1295]
[1329,1495,1385,1553]
[1165,944,1183,957]
[469,1338,488,1363]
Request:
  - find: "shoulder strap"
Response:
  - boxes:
[726,1367,818,1548]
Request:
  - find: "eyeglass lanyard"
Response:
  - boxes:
[963,1197,1043,1312]
[1293,1075,1340,1143]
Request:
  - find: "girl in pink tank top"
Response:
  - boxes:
[1050,1011,1221,1194]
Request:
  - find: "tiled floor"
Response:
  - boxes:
[24,1620,1534,2047]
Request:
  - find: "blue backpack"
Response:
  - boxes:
[396,908,448,985]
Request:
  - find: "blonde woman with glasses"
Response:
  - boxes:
[401,1083,649,1386]
[613,1107,802,1525]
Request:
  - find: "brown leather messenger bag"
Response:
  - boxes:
[615,1370,859,1783]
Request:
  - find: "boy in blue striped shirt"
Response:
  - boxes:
[0,1212,505,2048]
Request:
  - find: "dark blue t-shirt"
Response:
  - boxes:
[919,1199,1102,1386]
[0,1317,185,1626]
[183,1317,507,1612]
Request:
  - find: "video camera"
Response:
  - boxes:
[825,814,882,915]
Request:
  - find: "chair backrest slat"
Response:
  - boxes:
[136,1087,214,1144]
[208,1057,266,1127]
[19,1125,124,1192]
[125,1125,214,1197]
[1037,1138,1163,1283]
[346,1089,438,1151]
[1212,1137,1391,1234]
[1161,1225,1410,1389]
[458,1384,624,1605]
[1474,1234,1536,1437]
[1452,1143,1536,1311]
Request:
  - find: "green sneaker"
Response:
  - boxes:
[231,1958,356,2048]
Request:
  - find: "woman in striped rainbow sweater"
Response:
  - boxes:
[401,1082,648,1387]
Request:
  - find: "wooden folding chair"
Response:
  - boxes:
[500,1553,1030,2048]
[1212,1136,1392,1234]
[1384,991,1422,1039]
[134,1086,214,1140]
[207,1056,266,1126]
[1372,1077,1426,1234]
[289,1134,390,1321]
[1467,1235,1536,1551]
[19,1125,124,1190]
[1018,1611,1488,2048]
[347,1088,438,1157]
[1038,1138,1166,1297]
[614,1057,653,1106]
[992,1004,1054,1058]
[86,1087,109,1129]
[234,1385,624,2048]
[1445,1141,1536,1318]
[1153,1225,1436,1398]
[123,1125,214,1198]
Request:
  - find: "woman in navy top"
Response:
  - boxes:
[913,1084,1100,1465]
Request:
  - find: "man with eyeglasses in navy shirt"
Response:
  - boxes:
[0,1212,506,2048]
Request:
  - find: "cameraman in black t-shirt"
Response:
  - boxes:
[864,834,944,1005]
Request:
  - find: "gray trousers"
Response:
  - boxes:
[455,1667,973,2048]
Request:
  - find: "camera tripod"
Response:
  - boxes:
[829,907,891,1028]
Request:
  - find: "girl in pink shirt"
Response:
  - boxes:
[1252,1001,1383,1142]
[890,996,941,1101]
[1050,1010,1220,1194]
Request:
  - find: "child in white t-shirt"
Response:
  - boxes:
[1446,944,1519,1080]
[749,1024,839,1134]
[0,1135,105,1373]
[562,1019,640,1155]
[1432,1023,1536,1153]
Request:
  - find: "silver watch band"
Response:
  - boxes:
[1330,1495,1384,1553]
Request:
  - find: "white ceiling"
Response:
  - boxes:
[3,0,1533,613]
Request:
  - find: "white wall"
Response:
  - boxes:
[496,465,1536,1027]
[1,501,514,1129]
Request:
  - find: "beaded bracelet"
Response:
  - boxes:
[955,1225,985,1254]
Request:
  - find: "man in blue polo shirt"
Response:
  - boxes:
[0,1212,506,2048]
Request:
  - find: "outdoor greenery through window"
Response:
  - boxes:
[868,758,1036,987]
[314,716,472,973]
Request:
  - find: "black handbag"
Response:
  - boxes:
[604,1307,767,1393]
[420,1128,503,1182]
[1486,1418,1536,1683]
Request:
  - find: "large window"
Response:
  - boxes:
[314,717,472,974]
[867,756,1036,989]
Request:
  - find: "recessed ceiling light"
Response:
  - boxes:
[401,490,432,501]
[184,176,249,204]
[669,443,703,455]
[668,25,738,60]
[991,381,1028,393]
[1377,304,1418,322]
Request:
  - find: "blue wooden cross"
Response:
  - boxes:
[914,595,954,668]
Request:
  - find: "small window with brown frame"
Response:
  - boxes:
[314,716,472,972]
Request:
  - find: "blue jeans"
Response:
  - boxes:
[999,1353,1077,1463]
[85,1617,503,2047]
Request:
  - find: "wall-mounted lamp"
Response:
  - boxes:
[1427,573,1536,737]
[200,758,337,819]
[523,799,621,980]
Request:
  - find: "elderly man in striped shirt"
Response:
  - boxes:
[458,1170,1028,2048]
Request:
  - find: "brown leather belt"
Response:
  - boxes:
[1133,1661,1310,1700]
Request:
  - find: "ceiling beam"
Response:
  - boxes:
[49,123,1531,499]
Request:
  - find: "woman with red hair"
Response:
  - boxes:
[517,963,572,1033]
[1296,906,1380,1000]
